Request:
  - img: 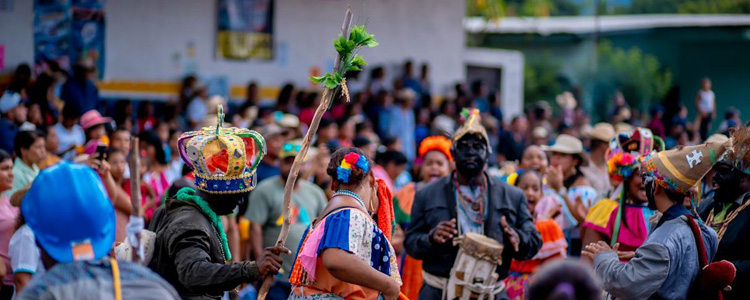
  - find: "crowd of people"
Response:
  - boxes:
[0,56,748,300]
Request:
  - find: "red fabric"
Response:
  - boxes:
[686,216,735,300]
[376,178,394,241]
[206,148,229,174]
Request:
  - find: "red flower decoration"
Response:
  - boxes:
[343,152,360,165]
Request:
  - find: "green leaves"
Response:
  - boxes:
[333,35,356,54]
[309,73,343,90]
[312,24,378,90]
[348,25,379,48]
[346,55,367,72]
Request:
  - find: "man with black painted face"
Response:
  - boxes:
[405,109,541,300]
[699,126,750,300]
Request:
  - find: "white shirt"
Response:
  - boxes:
[54,123,85,160]
[9,225,45,276]
[698,90,715,113]
[186,97,208,124]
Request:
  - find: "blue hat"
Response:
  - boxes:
[0,91,21,114]
[22,163,115,263]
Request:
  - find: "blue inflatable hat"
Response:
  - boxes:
[21,163,115,263]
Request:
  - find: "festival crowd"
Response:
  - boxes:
[0,58,748,300]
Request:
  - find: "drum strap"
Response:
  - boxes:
[422,271,448,291]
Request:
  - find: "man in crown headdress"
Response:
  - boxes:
[148,105,289,300]
[699,126,750,300]
[583,141,733,300]
[405,109,541,300]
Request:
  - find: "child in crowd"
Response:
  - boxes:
[505,170,567,300]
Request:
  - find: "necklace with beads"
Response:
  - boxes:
[333,190,368,211]
[453,173,487,212]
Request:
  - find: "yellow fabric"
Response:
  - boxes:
[657,151,695,186]
[239,218,250,241]
[110,258,122,300]
[584,199,619,228]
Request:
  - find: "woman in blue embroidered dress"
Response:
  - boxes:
[288,147,402,300]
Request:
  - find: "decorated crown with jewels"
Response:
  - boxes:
[178,104,266,194]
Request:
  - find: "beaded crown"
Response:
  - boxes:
[178,104,266,194]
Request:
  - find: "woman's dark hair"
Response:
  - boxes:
[0,149,11,164]
[327,147,372,187]
[527,260,602,300]
[276,83,295,109]
[514,169,543,188]
[299,92,318,109]
[563,165,584,189]
[14,130,41,156]
[353,136,372,148]
[139,130,167,165]
[62,102,82,119]
[29,73,56,121]
[375,150,407,167]
[382,136,400,149]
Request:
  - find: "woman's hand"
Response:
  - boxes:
[546,165,564,192]
[382,281,401,300]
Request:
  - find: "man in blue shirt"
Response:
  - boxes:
[0,91,27,154]
[60,59,101,113]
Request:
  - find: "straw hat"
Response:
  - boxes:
[642,141,731,194]
[615,122,634,134]
[453,109,491,153]
[589,123,615,142]
[532,126,549,140]
[555,92,577,109]
[279,114,300,129]
[543,134,589,166]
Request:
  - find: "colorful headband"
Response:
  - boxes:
[606,128,661,186]
[418,136,453,161]
[337,152,370,183]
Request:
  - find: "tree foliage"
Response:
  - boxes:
[616,0,750,14]
[587,41,673,111]
[524,54,566,105]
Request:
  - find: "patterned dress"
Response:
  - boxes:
[289,208,401,300]
[503,219,567,300]
[583,199,656,255]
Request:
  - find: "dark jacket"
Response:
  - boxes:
[148,199,260,300]
[405,172,542,279]
[699,193,750,300]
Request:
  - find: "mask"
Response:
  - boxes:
[643,174,658,210]
[453,135,488,178]
[206,194,245,215]
[713,163,744,204]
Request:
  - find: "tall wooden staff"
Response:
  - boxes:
[128,137,142,263]
[257,6,378,299]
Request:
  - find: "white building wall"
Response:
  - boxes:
[1,0,465,95]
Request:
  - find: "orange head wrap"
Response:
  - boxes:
[418,136,452,161]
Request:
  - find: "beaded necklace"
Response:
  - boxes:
[453,173,488,226]
[175,187,231,261]
[333,190,367,211]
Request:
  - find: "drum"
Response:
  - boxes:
[446,232,506,300]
